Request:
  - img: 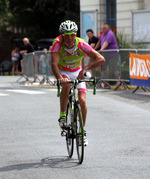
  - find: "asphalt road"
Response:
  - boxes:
[0,76,150,179]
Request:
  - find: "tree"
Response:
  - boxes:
[8,0,80,39]
[0,0,10,31]
[0,0,9,16]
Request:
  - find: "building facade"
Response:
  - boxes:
[80,0,150,47]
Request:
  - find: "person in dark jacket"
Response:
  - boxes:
[86,29,100,77]
[20,38,34,75]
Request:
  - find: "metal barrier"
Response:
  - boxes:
[33,51,53,85]
[17,51,54,85]
[17,49,150,91]
[17,52,35,84]
[95,49,120,89]
[137,49,150,55]
[113,49,137,90]
[92,49,133,90]
[83,50,120,89]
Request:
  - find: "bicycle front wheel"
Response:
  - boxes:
[66,103,74,158]
[75,105,84,164]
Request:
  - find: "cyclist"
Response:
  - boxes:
[51,20,105,146]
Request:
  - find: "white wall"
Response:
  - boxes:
[144,0,150,9]
[117,0,150,48]
[80,0,106,36]
[99,0,106,33]
[117,1,140,41]
[80,0,150,48]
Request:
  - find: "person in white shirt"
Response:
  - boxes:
[11,47,20,75]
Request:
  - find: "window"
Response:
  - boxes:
[106,0,117,33]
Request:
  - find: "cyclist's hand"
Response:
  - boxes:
[60,77,69,83]
[77,69,86,79]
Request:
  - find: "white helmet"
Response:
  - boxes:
[59,20,78,33]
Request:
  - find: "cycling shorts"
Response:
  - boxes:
[60,69,86,93]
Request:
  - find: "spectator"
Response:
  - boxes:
[94,23,119,80]
[86,29,100,77]
[39,48,47,74]
[86,29,99,49]
[20,38,34,75]
[11,47,20,75]
[49,46,52,51]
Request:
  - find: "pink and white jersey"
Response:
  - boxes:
[51,35,92,72]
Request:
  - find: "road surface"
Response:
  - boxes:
[0,77,150,179]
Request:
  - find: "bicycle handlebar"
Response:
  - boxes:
[57,77,97,97]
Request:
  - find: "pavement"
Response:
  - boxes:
[0,75,150,179]
[0,76,21,89]
[1,75,150,99]
[0,75,55,89]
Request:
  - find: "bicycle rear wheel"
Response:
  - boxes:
[75,105,84,164]
[66,103,74,158]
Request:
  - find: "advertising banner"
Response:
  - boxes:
[130,53,150,87]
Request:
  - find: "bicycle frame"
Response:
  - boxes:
[57,78,96,133]
[57,78,96,164]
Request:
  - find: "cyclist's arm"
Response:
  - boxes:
[78,49,105,79]
[51,52,63,80]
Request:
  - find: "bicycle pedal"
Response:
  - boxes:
[61,130,66,137]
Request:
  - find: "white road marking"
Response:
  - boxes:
[6,89,46,95]
[0,93,9,96]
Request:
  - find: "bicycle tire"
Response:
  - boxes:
[75,104,84,164]
[66,103,74,158]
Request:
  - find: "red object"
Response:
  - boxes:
[97,32,103,38]
[112,29,117,34]
[100,32,103,36]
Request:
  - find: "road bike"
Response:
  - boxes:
[57,78,96,164]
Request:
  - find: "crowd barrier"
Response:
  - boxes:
[17,51,54,85]
[17,49,150,91]
[84,49,137,90]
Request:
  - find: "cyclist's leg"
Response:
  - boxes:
[60,73,71,114]
[58,72,71,128]
[78,87,88,146]
[61,69,87,126]
[78,91,87,127]
[78,82,87,127]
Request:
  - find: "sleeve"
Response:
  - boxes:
[95,37,99,44]
[91,37,99,44]
[105,31,114,43]
[26,44,34,53]
[51,40,62,53]
[78,41,93,55]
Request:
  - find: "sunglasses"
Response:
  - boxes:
[63,33,76,38]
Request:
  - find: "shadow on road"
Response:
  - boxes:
[0,156,79,172]
[98,90,150,104]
